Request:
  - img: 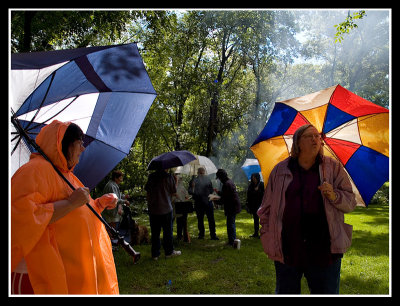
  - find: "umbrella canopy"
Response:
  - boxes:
[251,84,389,206]
[11,43,157,190]
[147,150,196,170]
[175,155,218,176]
[241,159,263,181]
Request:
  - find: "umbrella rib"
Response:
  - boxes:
[11,133,20,142]
[325,138,359,147]
[11,136,22,155]
[326,137,386,157]
[19,90,156,133]
[326,119,356,139]
[326,113,381,139]
[24,72,56,132]
[105,90,157,95]
[90,137,129,155]
[326,113,382,149]
[25,95,80,132]
[15,70,86,125]
[30,95,78,122]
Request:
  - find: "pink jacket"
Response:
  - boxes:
[257,156,356,263]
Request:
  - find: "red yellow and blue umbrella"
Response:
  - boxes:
[250,84,389,206]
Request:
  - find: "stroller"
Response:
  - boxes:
[119,204,135,244]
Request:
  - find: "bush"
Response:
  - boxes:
[369,182,389,205]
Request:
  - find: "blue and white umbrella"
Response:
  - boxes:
[241,159,263,181]
[11,43,157,190]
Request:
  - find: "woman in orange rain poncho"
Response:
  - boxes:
[11,120,119,295]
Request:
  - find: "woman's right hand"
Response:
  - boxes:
[50,187,90,224]
[67,187,90,208]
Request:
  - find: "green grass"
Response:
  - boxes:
[113,203,390,295]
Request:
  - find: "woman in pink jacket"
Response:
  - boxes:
[257,124,356,294]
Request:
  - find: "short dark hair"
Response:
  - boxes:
[112,170,124,181]
[250,172,261,183]
[61,123,84,160]
[216,169,228,181]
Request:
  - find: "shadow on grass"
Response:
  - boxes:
[340,275,389,295]
[347,203,389,257]
[350,230,389,256]
[349,203,389,217]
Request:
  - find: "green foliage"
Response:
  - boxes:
[334,10,366,43]
[370,182,389,205]
[11,10,134,52]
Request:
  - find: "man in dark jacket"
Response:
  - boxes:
[215,169,241,246]
[145,168,181,260]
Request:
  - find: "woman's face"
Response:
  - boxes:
[298,126,322,158]
[67,139,85,169]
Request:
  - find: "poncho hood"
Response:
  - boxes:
[34,120,71,172]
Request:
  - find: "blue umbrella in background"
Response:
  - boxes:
[241,159,263,181]
[11,43,157,190]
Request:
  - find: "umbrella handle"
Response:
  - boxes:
[118,236,141,264]
[11,117,140,263]
[321,134,326,182]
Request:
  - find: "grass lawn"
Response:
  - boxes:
[112,203,390,295]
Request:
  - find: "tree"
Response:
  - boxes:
[151,11,209,151]
[237,10,300,151]
[295,10,389,107]
[201,11,248,157]
[11,10,134,52]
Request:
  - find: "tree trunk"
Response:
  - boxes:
[206,94,218,156]
[22,11,36,52]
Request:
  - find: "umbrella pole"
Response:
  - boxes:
[11,117,140,263]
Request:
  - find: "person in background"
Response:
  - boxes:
[215,169,241,247]
[172,174,191,243]
[246,172,264,238]
[188,167,219,240]
[102,170,130,250]
[257,124,356,294]
[11,120,119,294]
[145,167,181,260]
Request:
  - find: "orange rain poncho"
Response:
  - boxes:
[11,120,119,294]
